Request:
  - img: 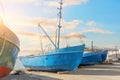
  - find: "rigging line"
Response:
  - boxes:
[55,29,58,47]
[59,7,69,48]
[79,36,84,44]
[48,43,52,51]
[38,23,58,49]
[38,26,44,54]
[61,15,69,48]
[55,13,59,47]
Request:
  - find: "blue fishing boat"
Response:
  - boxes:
[20,0,85,72]
[100,50,108,63]
[80,51,102,66]
[0,17,20,78]
[20,44,85,71]
[80,41,108,66]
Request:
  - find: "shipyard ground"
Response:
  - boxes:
[1,62,120,80]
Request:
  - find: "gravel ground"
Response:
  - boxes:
[0,72,42,80]
[1,62,120,80]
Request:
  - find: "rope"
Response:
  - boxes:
[79,36,84,44]
[48,43,52,51]
[0,32,6,56]
[55,29,58,47]
[44,43,52,52]
[60,15,70,48]
[38,26,45,54]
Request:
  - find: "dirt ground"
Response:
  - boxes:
[1,62,120,80]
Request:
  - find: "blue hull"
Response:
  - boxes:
[20,44,85,71]
[80,51,102,66]
[100,50,108,62]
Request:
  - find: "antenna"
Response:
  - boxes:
[57,0,63,49]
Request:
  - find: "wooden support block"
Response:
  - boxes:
[57,71,70,74]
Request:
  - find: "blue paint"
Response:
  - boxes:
[80,51,102,66]
[100,50,108,62]
[80,50,108,66]
[20,44,85,71]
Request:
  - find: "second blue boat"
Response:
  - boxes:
[80,50,108,66]
[80,51,102,66]
[100,50,108,63]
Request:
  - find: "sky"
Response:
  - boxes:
[0,0,120,56]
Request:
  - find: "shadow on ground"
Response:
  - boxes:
[0,72,61,80]
[70,63,120,76]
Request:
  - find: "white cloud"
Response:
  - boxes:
[82,28,113,34]
[44,0,89,7]
[66,32,86,39]
[17,31,38,36]
[63,0,88,7]
[1,0,89,7]
[64,32,87,43]
[86,21,96,26]
[1,0,39,4]
[63,20,83,29]
[4,13,83,32]
[20,17,82,30]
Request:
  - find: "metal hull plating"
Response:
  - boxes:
[0,38,19,78]
[80,51,102,66]
[0,38,19,77]
[0,18,20,78]
[100,50,108,62]
[20,44,85,71]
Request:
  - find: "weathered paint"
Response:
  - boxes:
[100,50,108,62]
[80,50,108,66]
[0,66,12,78]
[0,38,19,78]
[0,18,20,78]
[80,51,102,66]
[20,44,85,71]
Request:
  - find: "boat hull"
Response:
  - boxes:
[100,50,108,62]
[80,51,102,66]
[0,66,12,78]
[0,38,19,78]
[0,18,20,78]
[20,44,85,71]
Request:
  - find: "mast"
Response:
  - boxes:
[57,0,63,49]
[91,41,94,51]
